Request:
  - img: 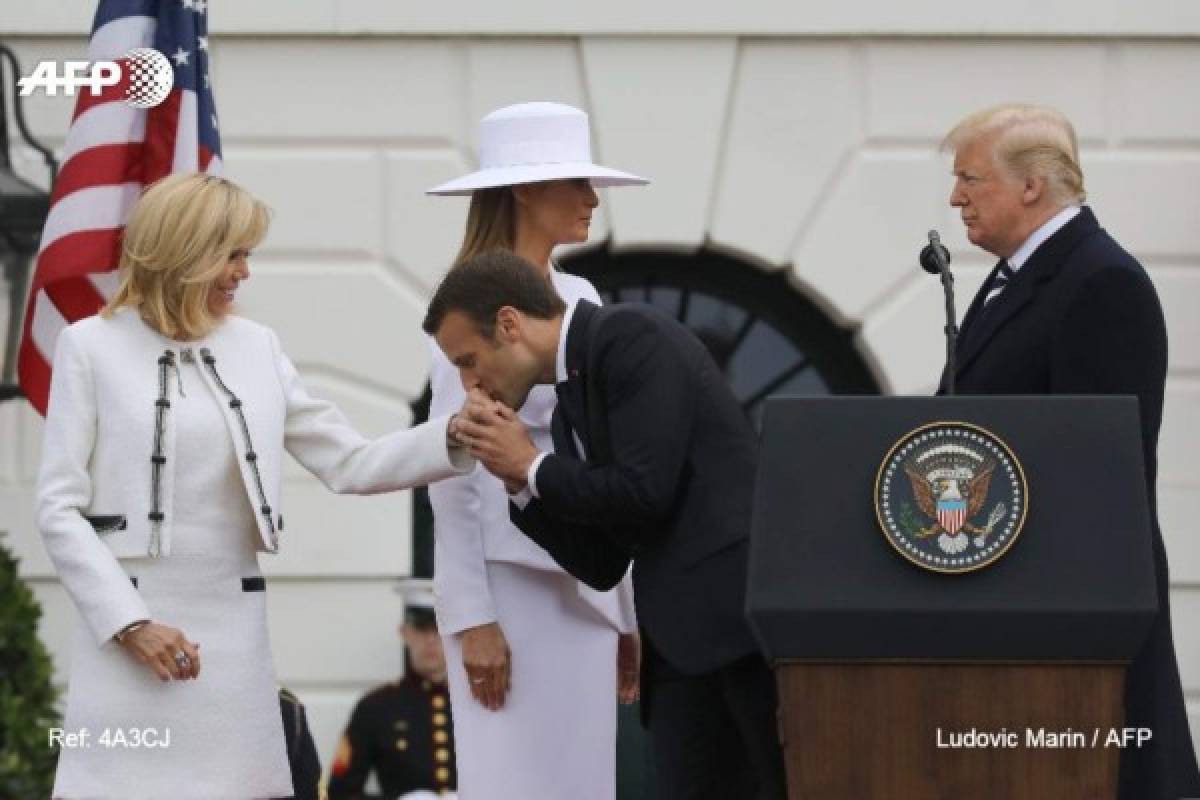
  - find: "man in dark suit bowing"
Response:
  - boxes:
[941,103,1199,800]
[423,250,786,800]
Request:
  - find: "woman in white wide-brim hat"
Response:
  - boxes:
[426,101,645,800]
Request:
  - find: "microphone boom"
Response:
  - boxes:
[919,229,958,395]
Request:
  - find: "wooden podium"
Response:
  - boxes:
[747,397,1158,800]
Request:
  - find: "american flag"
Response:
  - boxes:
[17,0,221,415]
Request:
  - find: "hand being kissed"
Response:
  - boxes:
[456,388,539,493]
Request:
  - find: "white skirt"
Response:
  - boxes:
[53,551,292,800]
[443,562,620,800]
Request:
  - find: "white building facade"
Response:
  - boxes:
[1,0,1197,772]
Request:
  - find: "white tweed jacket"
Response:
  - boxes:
[36,308,472,644]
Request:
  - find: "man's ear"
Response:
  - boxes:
[495,306,523,342]
[1022,172,1046,206]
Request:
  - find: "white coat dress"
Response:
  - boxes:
[428,270,637,800]
[37,308,472,799]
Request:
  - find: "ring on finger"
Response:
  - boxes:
[174,651,191,670]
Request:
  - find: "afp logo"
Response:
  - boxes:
[18,48,174,109]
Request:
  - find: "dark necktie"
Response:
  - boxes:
[983,259,1015,308]
[957,259,1015,360]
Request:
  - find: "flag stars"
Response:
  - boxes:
[181,0,195,8]
[211,113,219,131]
[172,47,189,66]
[195,0,208,12]
[197,36,208,51]
[203,73,211,89]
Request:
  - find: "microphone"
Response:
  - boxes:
[920,230,952,275]
[919,229,958,395]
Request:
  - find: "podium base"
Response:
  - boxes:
[777,662,1124,800]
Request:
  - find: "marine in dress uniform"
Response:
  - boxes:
[328,582,456,799]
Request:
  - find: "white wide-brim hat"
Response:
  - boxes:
[426,101,649,196]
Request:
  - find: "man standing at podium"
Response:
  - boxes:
[939,103,1200,799]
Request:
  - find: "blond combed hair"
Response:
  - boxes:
[941,103,1086,206]
[102,173,271,340]
[453,187,518,266]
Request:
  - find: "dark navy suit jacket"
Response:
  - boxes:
[510,300,760,676]
[943,207,1199,799]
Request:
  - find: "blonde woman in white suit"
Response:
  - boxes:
[37,173,475,800]
[425,102,645,799]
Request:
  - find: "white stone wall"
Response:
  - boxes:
[1,7,1197,775]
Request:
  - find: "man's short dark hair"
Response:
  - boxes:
[422,250,567,338]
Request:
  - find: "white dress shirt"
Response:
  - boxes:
[514,298,579,504]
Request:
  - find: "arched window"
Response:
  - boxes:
[563,246,881,429]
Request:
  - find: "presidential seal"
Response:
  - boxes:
[874,421,1028,574]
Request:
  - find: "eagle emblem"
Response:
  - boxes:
[875,422,1027,574]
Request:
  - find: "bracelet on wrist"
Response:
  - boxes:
[114,619,150,643]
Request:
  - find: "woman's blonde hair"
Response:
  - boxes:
[941,103,1086,206]
[102,173,271,339]
[453,186,518,266]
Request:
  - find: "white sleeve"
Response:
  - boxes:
[36,327,151,645]
[274,331,473,493]
[615,571,638,634]
[526,452,550,499]
[508,486,533,510]
[426,339,497,635]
